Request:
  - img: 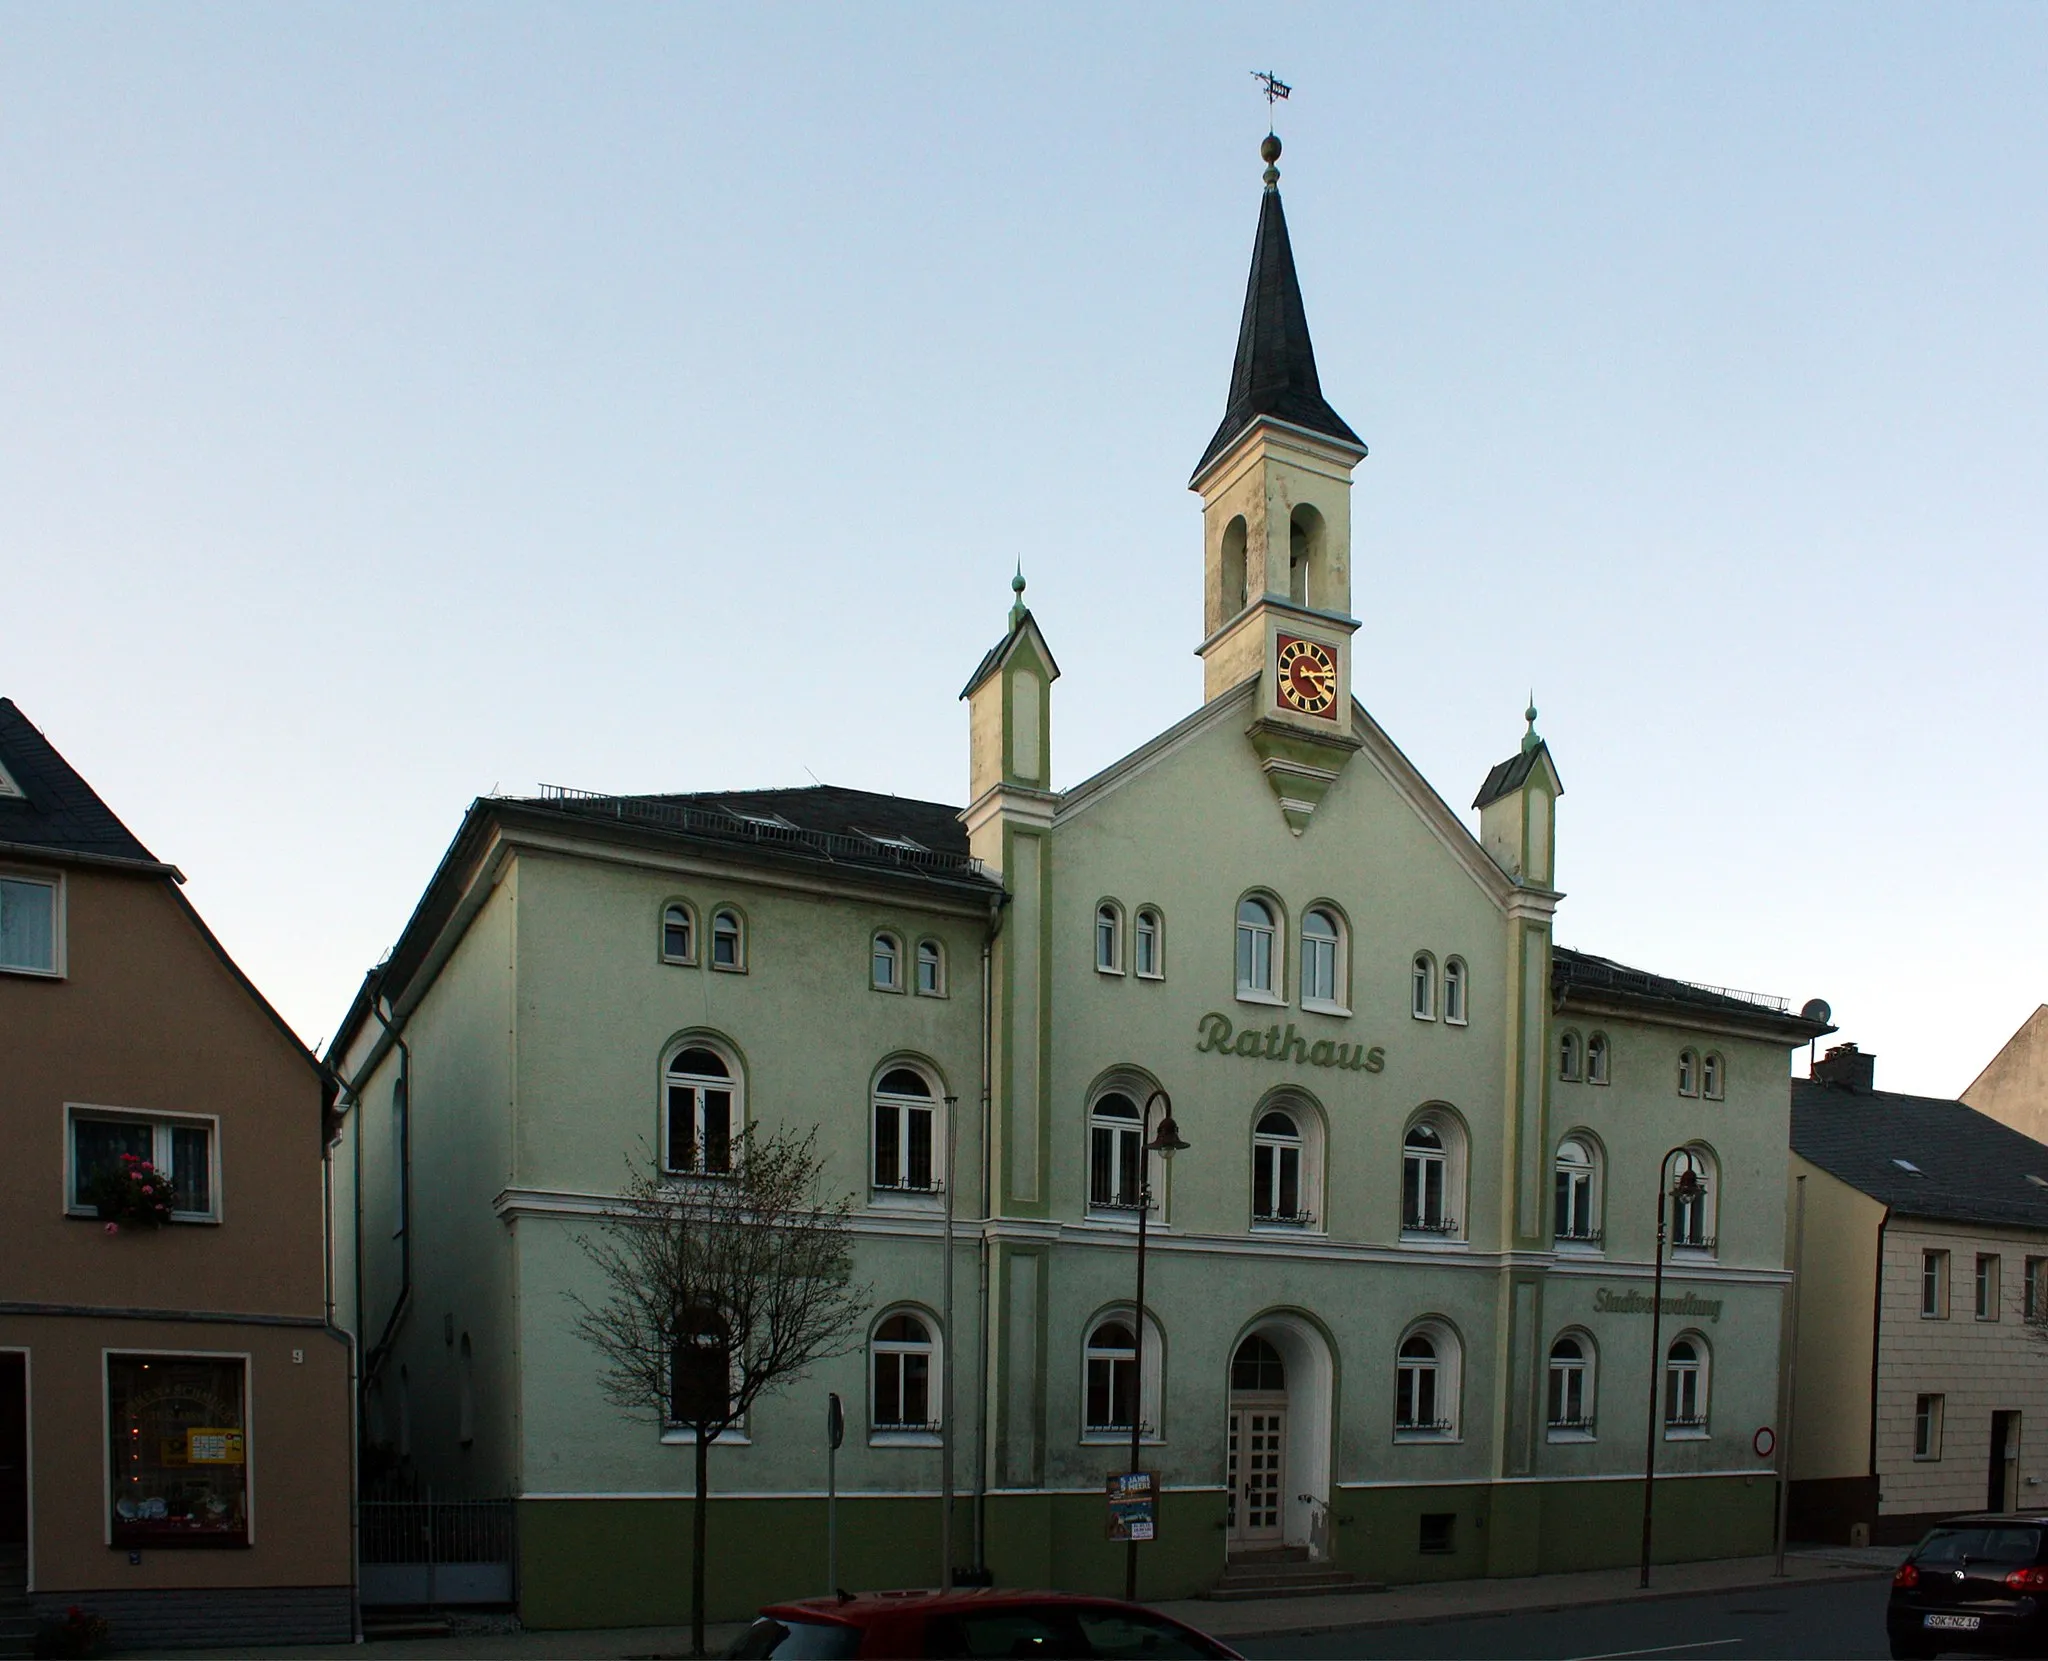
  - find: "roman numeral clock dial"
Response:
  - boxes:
[1274,635,1338,718]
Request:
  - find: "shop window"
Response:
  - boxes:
[107,1354,248,1546]
[69,1109,216,1222]
[665,1045,739,1176]
[661,902,696,965]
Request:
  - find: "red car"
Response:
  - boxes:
[724,1589,1244,1659]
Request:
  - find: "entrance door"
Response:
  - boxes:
[0,1354,25,1596]
[1990,1411,2021,1512]
[1227,1406,1286,1546]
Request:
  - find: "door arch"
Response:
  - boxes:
[1223,1312,1335,1561]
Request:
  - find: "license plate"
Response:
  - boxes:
[1925,1615,1982,1631]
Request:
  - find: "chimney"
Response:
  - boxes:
[1812,1042,1875,1093]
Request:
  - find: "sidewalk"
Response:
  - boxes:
[172,1549,1894,1659]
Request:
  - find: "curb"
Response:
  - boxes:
[1199,1561,1893,1644]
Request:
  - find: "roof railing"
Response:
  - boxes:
[1558,953,1790,1014]
[527,786,987,882]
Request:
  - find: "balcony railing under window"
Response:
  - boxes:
[1396,1416,1454,1435]
[1547,1414,1596,1433]
[1555,1225,1605,1245]
[1404,1214,1459,1235]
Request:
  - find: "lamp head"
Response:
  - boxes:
[1145,1094,1190,1161]
[1673,1167,1704,1199]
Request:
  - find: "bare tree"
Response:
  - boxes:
[572,1126,870,1656]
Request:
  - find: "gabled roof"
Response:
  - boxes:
[1552,946,1833,1042]
[1793,1080,2048,1232]
[0,697,165,870]
[1192,177,1363,483]
[1473,741,1561,810]
[960,609,1060,701]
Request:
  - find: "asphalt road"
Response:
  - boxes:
[1234,1575,1894,1659]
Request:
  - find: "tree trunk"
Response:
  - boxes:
[693,1429,710,1657]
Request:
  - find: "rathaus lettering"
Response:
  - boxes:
[1195,1012,1386,1073]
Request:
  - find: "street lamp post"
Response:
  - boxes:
[1126,1089,1188,1603]
[1638,1147,1705,1589]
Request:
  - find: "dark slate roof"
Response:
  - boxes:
[1793,1081,2048,1232]
[502,784,993,889]
[1473,742,1559,810]
[0,698,161,867]
[960,610,1060,701]
[1553,945,1833,1041]
[1192,183,1363,482]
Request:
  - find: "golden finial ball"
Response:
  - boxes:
[1260,134,1282,165]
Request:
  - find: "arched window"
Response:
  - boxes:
[1088,1091,1144,1212]
[1084,1319,1139,1434]
[1664,1335,1708,1433]
[1133,908,1163,979]
[916,940,945,997]
[1220,514,1248,618]
[1289,504,1325,608]
[872,1067,938,1194]
[1547,1334,1594,1435]
[665,1045,738,1176]
[1403,1123,1455,1234]
[710,908,744,971]
[1558,1030,1582,1081]
[1677,1049,1699,1097]
[1411,953,1436,1020]
[668,1307,732,1426]
[1231,1334,1286,1393]
[1670,1148,1715,1251]
[1395,1324,1460,1438]
[1300,907,1343,1010]
[1554,1137,1600,1244]
[1252,1110,1305,1225]
[871,1312,937,1433]
[1095,902,1124,974]
[1442,958,1468,1025]
[872,932,901,991]
[1237,898,1278,999]
[1586,1032,1610,1085]
[1702,1052,1724,1100]
[661,903,695,965]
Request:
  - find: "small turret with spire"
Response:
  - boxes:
[1475,698,1564,887]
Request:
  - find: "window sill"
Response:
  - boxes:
[708,963,747,976]
[0,963,62,980]
[869,1188,945,1212]
[1392,1430,1462,1445]
[913,988,948,1000]
[1546,1428,1598,1444]
[869,1428,942,1448]
[1400,1231,1468,1250]
[1096,966,1126,978]
[871,982,906,995]
[1669,1246,1717,1263]
[1588,1077,1610,1087]
[1920,1312,1949,1321]
[1250,1219,1324,1237]
[1912,1453,1943,1463]
[661,955,698,969]
[1300,998,1351,1019]
[1444,1016,1469,1029]
[66,1208,219,1227]
[1977,1315,2002,1324]
[1234,989,1286,1008]
[1135,971,1165,983]
[1662,1427,1710,1442]
[1410,1012,1436,1023]
[1553,1239,1605,1258]
[1081,1431,1165,1447]
[661,1427,751,1446]
[1080,1210,1165,1232]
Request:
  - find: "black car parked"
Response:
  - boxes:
[1889,1512,2048,1658]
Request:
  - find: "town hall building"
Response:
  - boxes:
[328,136,1832,1625]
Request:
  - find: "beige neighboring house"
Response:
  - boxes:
[1788,1043,2048,1545]
[1963,1006,2048,1145]
[0,699,352,1651]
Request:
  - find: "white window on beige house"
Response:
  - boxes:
[1921,1249,1950,1319]
[1914,1393,1944,1460]
[2028,1257,2048,1322]
[1977,1253,2003,1321]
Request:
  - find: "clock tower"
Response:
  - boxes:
[1192,134,1367,835]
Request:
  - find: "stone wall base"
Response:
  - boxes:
[31,1585,352,1650]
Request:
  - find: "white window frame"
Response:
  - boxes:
[1702,1052,1724,1100]
[1080,1310,1163,1445]
[1401,1112,1466,1243]
[1677,1049,1700,1097]
[1554,1136,1601,1249]
[0,868,64,979]
[1546,1332,1596,1440]
[709,908,746,973]
[1669,1147,1716,1255]
[1095,901,1125,975]
[1662,1333,1710,1438]
[871,1067,942,1200]
[1411,953,1437,1021]
[66,1104,221,1225]
[1914,1393,1944,1461]
[1250,1103,1321,1230]
[662,1045,742,1178]
[1558,1030,1582,1082]
[1299,906,1348,1015]
[1235,897,1283,1005]
[660,901,696,966]
[1133,908,1164,980]
[1586,1032,1611,1085]
[914,939,946,998]
[1394,1320,1461,1441]
[871,931,902,992]
[1977,1253,2003,1322]
[2027,1257,2046,1321]
[1442,957,1468,1026]
[659,1314,750,1445]
[1087,1090,1149,1217]
[869,1308,942,1446]
[1922,1249,1949,1319]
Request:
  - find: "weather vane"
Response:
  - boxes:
[1251,70,1292,126]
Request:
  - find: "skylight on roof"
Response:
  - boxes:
[859,829,926,853]
[2029,1175,2048,1190]
[728,810,796,832]
[0,758,21,799]
[1892,1158,1925,1176]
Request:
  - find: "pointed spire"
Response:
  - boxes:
[1522,695,1541,755]
[1009,563,1028,628]
[1191,133,1363,482]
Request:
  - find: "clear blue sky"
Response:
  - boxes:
[6,4,2042,1095]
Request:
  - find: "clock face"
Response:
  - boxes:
[1275,635,1339,718]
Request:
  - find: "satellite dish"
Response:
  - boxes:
[1801,999,1832,1025]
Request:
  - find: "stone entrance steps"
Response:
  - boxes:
[1207,1545,1383,1601]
